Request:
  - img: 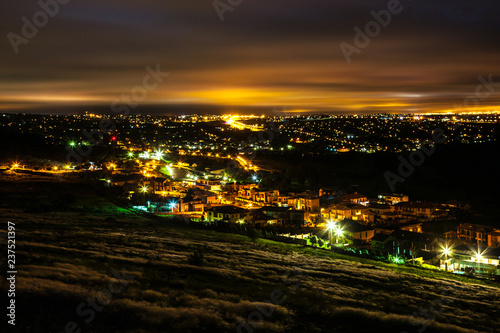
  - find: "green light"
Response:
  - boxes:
[69,141,76,147]
[128,152,134,157]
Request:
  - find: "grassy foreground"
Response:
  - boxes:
[0,173,499,332]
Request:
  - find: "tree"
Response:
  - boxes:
[310,235,319,247]
[248,228,262,241]
[318,238,325,247]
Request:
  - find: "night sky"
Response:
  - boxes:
[2,0,500,114]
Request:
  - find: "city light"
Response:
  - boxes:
[141,186,148,193]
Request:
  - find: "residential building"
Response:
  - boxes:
[378,193,409,205]
[456,223,497,246]
[394,202,445,219]
[205,205,252,224]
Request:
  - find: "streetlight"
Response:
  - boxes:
[141,186,149,206]
[442,247,451,272]
[334,226,343,244]
[326,220,335,245]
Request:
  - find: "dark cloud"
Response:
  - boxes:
[1,0,500,114]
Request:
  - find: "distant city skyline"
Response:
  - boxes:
[2,1,500,114]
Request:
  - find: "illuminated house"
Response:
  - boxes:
[340,221,376,244]
[205,205,251,224]
[447,245,500,275]
[287,195,320,212]
[143,177,172,193]
[456,223,498,246]
[394,202,444,219]
[378,193,409,205]
[488,231,500,247]
[323,203,375,223]
[399,223,423,233]
[260,206,290,226]
[339,192,369,205]
[384,230,438,258]
[368,202,396,221]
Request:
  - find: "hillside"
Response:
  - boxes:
[0,174,499,332]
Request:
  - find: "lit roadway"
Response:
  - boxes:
[225,116,262,131]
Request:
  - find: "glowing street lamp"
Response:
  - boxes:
[334,226,344,244]
[141,186,148,193]
[326,220,336,245]
[442,247,452,272]
[128,152,134,158]
[69,141,76,147]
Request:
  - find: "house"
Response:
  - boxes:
[288,195,320,212]
[143,177,172,193]
[399,223,423,233]
[339,192,369,205]
[205,205,252,224]
[236,187,282,207]
[448,245,500,275]
[394,202,444,219]
[371,233,391,252]
[378,193,409,205]
[199,178,222,191]
[384,230,438,258]
[287,210,306,227]
[260,206,290,226]
[109,174,143,187]
[456,223,498,246]
[339,221,375,244]
[488,230,500,247]
[251,210,278,227]
[368,202,396,221]
[323,203,375,223]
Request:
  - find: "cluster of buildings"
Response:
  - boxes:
[111,170,457,228]
[107,173,500,276]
